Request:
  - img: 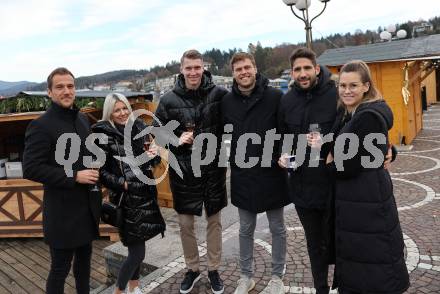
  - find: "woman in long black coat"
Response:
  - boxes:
[325,61,409,293]
[92,93,165,294]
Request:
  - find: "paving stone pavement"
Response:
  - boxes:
[134,105,440,293]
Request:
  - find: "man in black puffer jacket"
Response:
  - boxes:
[154,49,227,294]
[278,48,338,294]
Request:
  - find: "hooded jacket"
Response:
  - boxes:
[222,74,289,213]
[329,100,410,293]
[154,71,228,216]
[278,66,338,209]
[92,119,165,245]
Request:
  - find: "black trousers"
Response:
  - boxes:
[296,206,330,294]
[47,243,92,294]
[116,241,145,290]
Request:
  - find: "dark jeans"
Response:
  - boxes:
[296,206,330,294]
[117,241,145,290]
[47,243,92,294]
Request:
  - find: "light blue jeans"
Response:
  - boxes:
[238,207,286,278]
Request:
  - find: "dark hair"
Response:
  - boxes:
[289,47,317,68]
[339,60,382,101]
[180,49,203,64]
[229,52,257,71]
[47,67,75,89]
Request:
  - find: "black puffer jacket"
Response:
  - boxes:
[278,66,338,209]
[329,101,409,293]
[154,71,228,216]
[92,119,165,246]
[222,74,289,213]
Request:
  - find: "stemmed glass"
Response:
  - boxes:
[144,134,153,152]
[89,160,102,192]
[144,134,155,170]
[308,123,321,162]
[185,119,196,150]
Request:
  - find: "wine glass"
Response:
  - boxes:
[144,134,155,170]
[89,160,102,192]
[144,134,153,152]
[308,123,321,162]
[185,120,196,150]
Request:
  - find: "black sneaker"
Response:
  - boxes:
[180,270,201,293]
[208,270,224,294]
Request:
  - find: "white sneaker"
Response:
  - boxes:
[127,286,143,294]
[268,276,285,294]
[234,276,255,294]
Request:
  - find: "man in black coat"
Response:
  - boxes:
[278,48,338,294]
[23,67,101,294]
[222,52,288,294]
[154,50,227,294]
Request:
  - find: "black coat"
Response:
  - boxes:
[329,101,409,293]
[154,71,228,217]
[278,66,338,209]
[23,102,101,249]
[222,74,289,213]
[92,119,166,246]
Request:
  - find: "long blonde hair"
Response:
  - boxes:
[337,60,383,110]
[101,93,133,127]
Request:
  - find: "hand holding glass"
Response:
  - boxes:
[185,121,196,150]
[89,161,102,192]
[308,123,321,161]
[285,155,298,172]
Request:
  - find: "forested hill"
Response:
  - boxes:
[24,16,439,92]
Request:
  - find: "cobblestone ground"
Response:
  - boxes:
[138,105,440,293]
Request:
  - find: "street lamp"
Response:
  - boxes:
[282,0,330,50]
[380,24,408,42]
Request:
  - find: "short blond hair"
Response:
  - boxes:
[230,52,256,71]
[180,49,203,64]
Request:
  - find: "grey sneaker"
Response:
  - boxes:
[268,275,285,294]
[233,276,255,294]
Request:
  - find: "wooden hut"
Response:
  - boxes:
[423,69,439,105]
[0,90,172,239]
[318,34,440,145]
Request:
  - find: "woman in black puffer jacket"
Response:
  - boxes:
[92,93,165,294]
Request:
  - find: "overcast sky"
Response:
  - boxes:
[1,0,439,82]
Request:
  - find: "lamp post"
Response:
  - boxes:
[282,0,330,50]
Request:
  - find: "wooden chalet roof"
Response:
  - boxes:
[318,34,440,66]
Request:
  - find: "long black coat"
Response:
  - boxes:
[222,74,288,213]
[92,119,166,246]
[23,102,101,249]
[154,71,228,217]
[329,101,409,293]
[278,66,338,209]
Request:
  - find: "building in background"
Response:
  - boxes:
[318,34,440,145]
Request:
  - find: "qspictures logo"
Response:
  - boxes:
[54,109,387,185]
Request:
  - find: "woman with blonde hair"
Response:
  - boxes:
[326,60,409,293]
[92,93,165,294]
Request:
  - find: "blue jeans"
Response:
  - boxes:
[238,207,286,278]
